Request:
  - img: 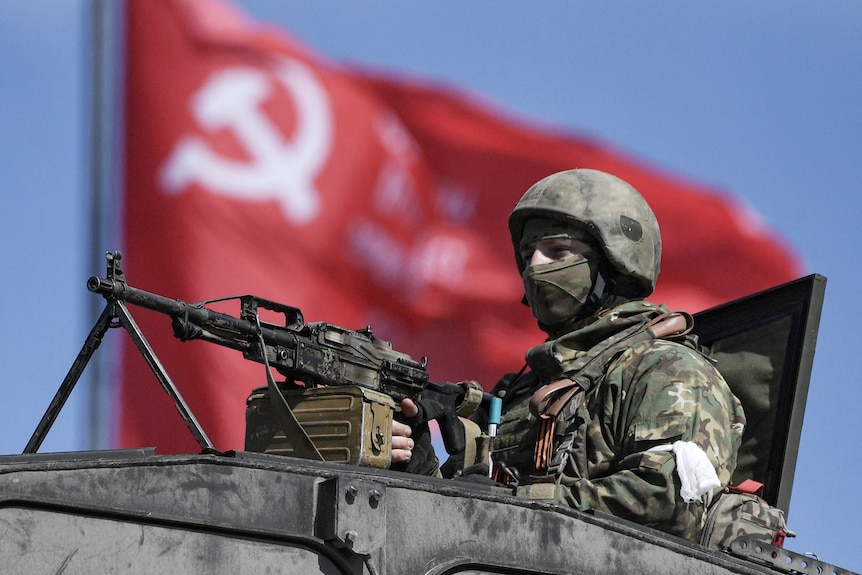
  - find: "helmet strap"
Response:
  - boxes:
[589,269,608,307]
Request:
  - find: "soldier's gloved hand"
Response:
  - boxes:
[390,397,442,476]
[454,462,494,484]
[452,463,518,493]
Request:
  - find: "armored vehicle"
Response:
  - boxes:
[1,263,856,575]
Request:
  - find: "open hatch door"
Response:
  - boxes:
[693,274,826,515]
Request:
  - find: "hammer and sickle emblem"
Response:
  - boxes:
[159,58,333,224]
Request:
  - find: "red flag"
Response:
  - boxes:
[120,0,802,453]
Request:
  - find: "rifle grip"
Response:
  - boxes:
[437,412,465,455]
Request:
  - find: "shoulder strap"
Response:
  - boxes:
[583,310,696,393]
[529,378,585,471]
[529,378,580,419]
[258,329,324,461]
[647,311,694,339]
[530,310,693,418]
[530,310,694,473]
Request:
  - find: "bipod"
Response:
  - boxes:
[24,252,216,455]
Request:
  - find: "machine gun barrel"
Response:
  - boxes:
[86,273,430,400]
[87,276,297,353]
[88,276,198,317]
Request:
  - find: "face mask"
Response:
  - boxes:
[522,254,596,327]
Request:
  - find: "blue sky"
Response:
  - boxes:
[1,1,861,570]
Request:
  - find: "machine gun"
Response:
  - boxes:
[25,252,478,463]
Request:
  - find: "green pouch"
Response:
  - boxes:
[701,485,794,550]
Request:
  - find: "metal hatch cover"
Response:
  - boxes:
[692,274,826,515]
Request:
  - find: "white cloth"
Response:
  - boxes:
[649,441,721,504]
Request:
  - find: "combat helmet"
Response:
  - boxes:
[509,169,661,297]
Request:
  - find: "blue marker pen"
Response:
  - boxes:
[488,396,503,477]
[488,396,503,438]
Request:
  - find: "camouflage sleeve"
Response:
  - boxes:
[554,339,746,540]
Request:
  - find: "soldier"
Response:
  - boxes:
[393,168,746,542]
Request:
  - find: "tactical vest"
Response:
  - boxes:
[488,308,697,483]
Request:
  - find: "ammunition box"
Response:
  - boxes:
[245,385,395,469]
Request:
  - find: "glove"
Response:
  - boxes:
[453,463,497,485]
[440,451,465,479]
[390,398,443,476]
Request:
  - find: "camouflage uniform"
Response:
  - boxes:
[435,168,747,542]
[483,300,746,541]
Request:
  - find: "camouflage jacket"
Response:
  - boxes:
[483,300,746,541]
